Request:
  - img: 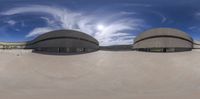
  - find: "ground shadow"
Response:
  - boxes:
[134,50,192,53]
[32,50,99,56]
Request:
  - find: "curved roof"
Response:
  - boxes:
[134,28,193,43]
[30,30,99,45]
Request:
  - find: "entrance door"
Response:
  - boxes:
[59,47,66,53]
[163,48,167,52]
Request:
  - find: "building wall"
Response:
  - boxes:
[134,37,193,48]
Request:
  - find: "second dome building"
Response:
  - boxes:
[133,28,193,52]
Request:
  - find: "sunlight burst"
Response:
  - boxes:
[97,24,105,31]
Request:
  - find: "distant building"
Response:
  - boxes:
[0,42,26,49]
[26,30,99,53]
[0,44,3,49]
[133,28,193,52]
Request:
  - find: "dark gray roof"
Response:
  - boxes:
[30,30,99,45]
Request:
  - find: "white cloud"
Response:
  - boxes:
[149,11,167,23]
[1,5,81,29]
[40,17,56,26]
[189,26,196,30]
[194,12,200,21]
[196,12,200,16]
[7,20,16,26]
[119,11,137,15]
[95,18,143,45]
[26,27,55,38]
[123,3,152,7]
[1,5,147,46]
[20,21,26,27]
[188,26,200,35]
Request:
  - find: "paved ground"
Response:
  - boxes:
[0,50,200,99]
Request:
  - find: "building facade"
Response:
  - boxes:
[133,28,193,52]
[26,30,99,53]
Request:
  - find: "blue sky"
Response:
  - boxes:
[0,0,200,45]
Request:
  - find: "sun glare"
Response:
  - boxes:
[97,24,105,31]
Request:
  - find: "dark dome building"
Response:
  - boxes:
[133,28,193,52]
[27,30,99,53]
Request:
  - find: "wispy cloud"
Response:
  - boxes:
[7,20,16,26]
[95,18,143,45]
[122,3,152,7]
[194,12,200,21]
[1,5,147,45]
[119,11,137,15]
[26,27,55,37]
[189,26,200,34]
[121,3,167,23]
[148,11,167,23]
[195,12,200,16]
